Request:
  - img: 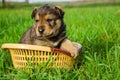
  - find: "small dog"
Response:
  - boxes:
[19,4,82,58]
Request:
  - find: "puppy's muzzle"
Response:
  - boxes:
[39,28,44,34]
[38,26,45,34]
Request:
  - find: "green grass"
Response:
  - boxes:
[0,4,120,79]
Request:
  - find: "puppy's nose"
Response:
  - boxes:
[39,28,44,34]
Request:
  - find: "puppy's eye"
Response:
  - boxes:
[47,19,53,22]
[35,20,39,22]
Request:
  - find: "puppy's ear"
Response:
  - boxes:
[31,7,38,19]
[54,6,64,18]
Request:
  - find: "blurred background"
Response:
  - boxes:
[0,0,120,8]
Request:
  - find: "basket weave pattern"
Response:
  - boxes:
[2,44,74,69]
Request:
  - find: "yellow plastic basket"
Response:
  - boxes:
[1,43,75,69]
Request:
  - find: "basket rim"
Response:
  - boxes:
[1,43,51,51]
[1,43,72,57]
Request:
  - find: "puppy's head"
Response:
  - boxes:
[31,4,64,38]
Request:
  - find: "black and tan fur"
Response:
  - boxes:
[20,4,82,58]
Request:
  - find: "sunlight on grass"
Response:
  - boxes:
[0,4,120,79]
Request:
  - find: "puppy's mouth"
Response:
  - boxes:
[38,29,59,38]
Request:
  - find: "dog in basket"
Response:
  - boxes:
[19,4,82,58]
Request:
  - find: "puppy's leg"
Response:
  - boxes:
[60,39,82,58]
[72,42,82,54]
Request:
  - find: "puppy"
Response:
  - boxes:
[19,4,82,58]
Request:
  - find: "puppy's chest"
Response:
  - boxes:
[32,39,59,47]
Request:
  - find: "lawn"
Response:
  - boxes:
[0,4,120,79]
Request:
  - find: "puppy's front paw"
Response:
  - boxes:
[70,49,79,59]
[70,43,82,58]
[60,39,82,59]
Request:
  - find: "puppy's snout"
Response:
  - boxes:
[39,28,44,34]
[38,25,45,34]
